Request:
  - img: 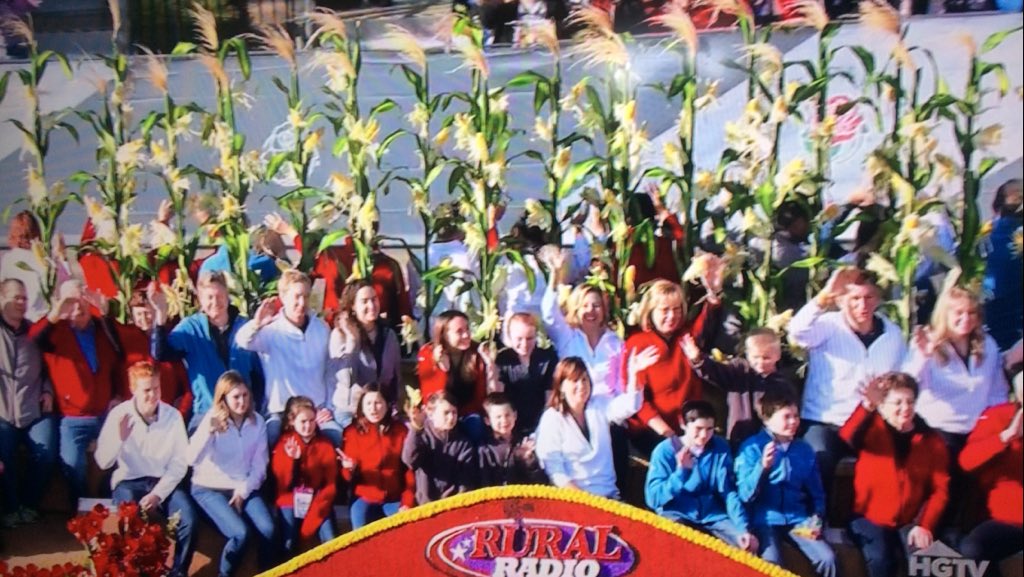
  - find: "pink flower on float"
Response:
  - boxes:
[827,95,864,146]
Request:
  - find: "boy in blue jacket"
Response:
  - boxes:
[734,390,836,576]
[645,400,758,553]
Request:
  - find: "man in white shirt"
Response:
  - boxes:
[95,361,194,577]
[235,269,335,446]
[788,268,906,499]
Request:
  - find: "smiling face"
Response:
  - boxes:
[445,316,473,352]
[132,375,162,418]
[746,340,781,376]
[361,391,388,425]
[879,387,917,432]
[224,385,250,419]
[507,317,537,360]
[353,286,380,327]
[485,403,517,438]
[198,283,229,326]
[840,283,881,331]
[131,303,155,333]
[578,290,606,331]
[944,295,980,338]
[280,281,310,326]
[560,375,592,413]
[764,404,800,441]
[650,294,684,336]
[292,407,318,441]
[0,281,28,325]
[684,417,716,450]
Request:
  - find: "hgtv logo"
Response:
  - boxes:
[908,541,989,577]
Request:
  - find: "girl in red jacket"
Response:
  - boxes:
[959,372,1023,572]
[271,396,338,553]
[622,259,722,455]
[840,372,950,577]
[417,311,498,440]
[336,385,415,529]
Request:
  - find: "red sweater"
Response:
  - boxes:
[417,343,488,417]
[839,405,950,531]
[78,219,182,299]
[111,323,191,414]
[628,215,686,288]
[622,303,710,435]
[271,431,339,539]
[341,420,415,508]
[959,402,1023,527]
[30,317,121,417]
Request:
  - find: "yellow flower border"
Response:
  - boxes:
[258,485,798,577]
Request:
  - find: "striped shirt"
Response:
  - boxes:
[235,312,331,413]
[904,335,1009,434]
[789,301,906,426]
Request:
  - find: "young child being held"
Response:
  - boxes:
[478,393,549,487]
[682,328,798,447]
[496,312,557,437]
[402,391,477,505]
[734,390,836,577]
[271,396,338,554]
[644,400,757,553]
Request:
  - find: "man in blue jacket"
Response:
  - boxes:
[735,390,836,576]
[150,271,262,432]
[645,400,758,553]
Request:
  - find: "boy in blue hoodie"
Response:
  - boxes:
[734,390,836,576]
[645,401,757,553]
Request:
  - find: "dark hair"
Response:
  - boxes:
[339,279,378,350]
[483,392,514,413]
[871,371,920,399]
[774,200,810,231]
[758,389,800,420]
[128,288,149,310]
[681,400,716,424]
[547,357,592,413]
[992,179,1022,217]
[510,214,546,251]
[354,383,393,433]
[425,390,459,411]
[283,395,317,433]
[431,310,479,385]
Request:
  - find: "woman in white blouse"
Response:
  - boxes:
[905,284,1009,444]
[535,350,657,500]
[188,371,276,576]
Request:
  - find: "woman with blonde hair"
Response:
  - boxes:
[622,259,723,455]
[188,370,276,576]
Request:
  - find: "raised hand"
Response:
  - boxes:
[761,441,777,469]
[433,345,450,373]
[119,413,134,442]
[284,436,302,460]
[336,449,355,470]
[316,407,334,425]
[628,346,660,378]
[147,282,169,326]
[48,296,78,323]
[912,325,936,357]
[157,199,174,225]
[700,253,725,299]
[1001,408,1023,444]
[680,334,702,363]
[858,378,888,412]
[82,289,109,317]
[254,298,280,328]
[264,212,297,238]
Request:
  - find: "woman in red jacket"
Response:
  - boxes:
[840,372,950,577]
[337,384,415,529]
[417,311,498,440]
[621,259,722,455]
[271,396,338,553]
[959,372,1023,572]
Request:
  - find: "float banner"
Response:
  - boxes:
[260,485,796,577]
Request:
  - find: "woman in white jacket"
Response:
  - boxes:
[188,371,276,576]
[535,349,658,500]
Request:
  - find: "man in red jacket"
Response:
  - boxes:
[960,372,1023,574]
[30,279,123,507]
[840,372,950,577]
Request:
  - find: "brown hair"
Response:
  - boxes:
[353,383,393,433]
[871,371,919,399]
[7,211,41,249]
[339,279,378,350]
[636,279,685,334]
[128,360,159,391]
[758,389,799,420]
[502,311,538,344]
[425,390,459,412]
[928,286,986,366]
[547,357,592,413]
[128,288,149,310]
[210,370,255,432]
[284,395,317,432]
[431,310,479,384]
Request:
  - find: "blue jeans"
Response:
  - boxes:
[799,420,850,505]
[113,477,197,576]
[192,487,277,576]
[754,525,837,577]
[0,416,58,513]
[680,517,747,548]
[848,517,913,577]
[349,498,401,530]
[279,506,335,552]
[59,415,101,504]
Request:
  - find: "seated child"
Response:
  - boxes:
[478,393,549,487]
[682,328,798,447]
[496,312,557,436]
[734,390,836,577]
[271,396,338,553]
[644,400,758,553]
[840,372,950,577]
[402,391,478,505]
